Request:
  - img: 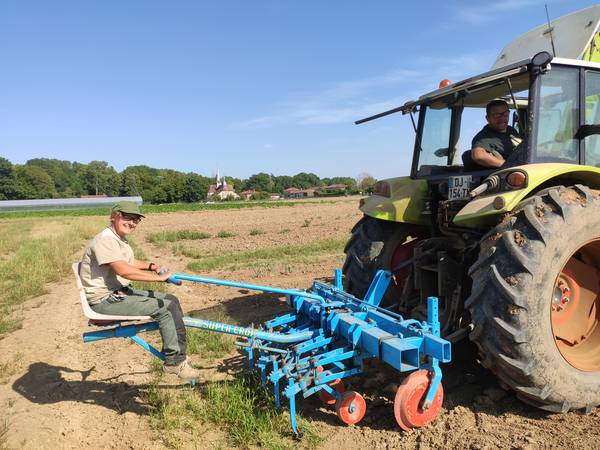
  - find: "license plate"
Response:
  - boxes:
[448,175,472,200]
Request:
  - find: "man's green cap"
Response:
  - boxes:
[112,201,145,217]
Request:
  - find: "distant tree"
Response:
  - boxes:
[161,170,186,203]
[77,161,121,196]
[226,177,243,191]
[272,175,294,193]
[119,171,140,196]
[26,158,74,196]
[183,173,210,202]
[356,172,377,192]
[14,165,57,199]
[245,172,274,192]
[292,172,320,189]
[250,191,270,200]
[147,186,168,203]
[121,165,160,200]
[0,157,17,200]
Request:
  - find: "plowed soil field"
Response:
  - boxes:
[1,197,598,449]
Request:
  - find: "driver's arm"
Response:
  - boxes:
[471,146,505,168]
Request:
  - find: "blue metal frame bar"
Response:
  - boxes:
[182,317,314,343]
[83,321,160,342]
[171,273,327,305]
[130,335,165,361]
[83,321,165,361]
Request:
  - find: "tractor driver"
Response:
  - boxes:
[463,100,522,170]
[79,201,200,382]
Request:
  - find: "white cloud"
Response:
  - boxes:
[232,49,496,129]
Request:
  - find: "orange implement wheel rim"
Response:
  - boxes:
[335,391,366,425]
[318,378,346,405]
[394,370,444,431]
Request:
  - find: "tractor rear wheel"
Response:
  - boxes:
[467,185,600,411]
[342,216,425,306]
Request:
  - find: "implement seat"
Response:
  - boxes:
[72,262,151,325]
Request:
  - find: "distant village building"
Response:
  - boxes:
[269,194,281,200]
[321,184,347,193]
[206,170,240,200]
[240,189,256,200]
[284,187,316,199]
[283,188,301,198]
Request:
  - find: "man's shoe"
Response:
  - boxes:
[163,359,200,383]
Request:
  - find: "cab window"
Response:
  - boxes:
[584,70,600,167]
[535,67,579,163]
[416,107,451,175]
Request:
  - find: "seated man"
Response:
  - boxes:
[79,201,199,382]
[463,100,522,170]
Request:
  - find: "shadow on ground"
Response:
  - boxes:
[12,361,181,415]
[187,290,292,326]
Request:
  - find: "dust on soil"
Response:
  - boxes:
[1,197,599,450]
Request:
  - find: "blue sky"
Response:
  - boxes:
[0,0,597,180]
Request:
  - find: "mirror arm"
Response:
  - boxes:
[575,124,600,140]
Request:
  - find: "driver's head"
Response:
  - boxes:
[486,100,510,133]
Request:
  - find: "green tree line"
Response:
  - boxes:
[0,157,375,203]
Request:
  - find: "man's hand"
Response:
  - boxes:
[157,270,173,282]
[471,147,505,168]
[109,260,173,282]
[154,265,169,275]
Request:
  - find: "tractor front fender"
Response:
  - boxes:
[360,177,428,225]
[453,163,600,228]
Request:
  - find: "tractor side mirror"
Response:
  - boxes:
[575,124,600,140]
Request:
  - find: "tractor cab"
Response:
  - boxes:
[407,52,600,182]
[356,7,600,230]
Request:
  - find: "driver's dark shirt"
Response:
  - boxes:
[471,125,521,159]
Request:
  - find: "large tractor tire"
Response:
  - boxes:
[342,216,425,306]
[467,185,600,412]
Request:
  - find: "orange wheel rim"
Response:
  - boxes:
[551,240,600,372]
[394,370,444,431]
[336,391,366,425]
[318,378,346,405]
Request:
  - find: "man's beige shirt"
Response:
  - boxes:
[80,227,134,305]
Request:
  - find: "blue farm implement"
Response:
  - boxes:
[77,266,451,434]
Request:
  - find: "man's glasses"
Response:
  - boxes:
[120,213,142,224]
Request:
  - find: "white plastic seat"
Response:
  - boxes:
[72,262,151,322]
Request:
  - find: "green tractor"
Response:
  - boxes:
[343,8,600,413]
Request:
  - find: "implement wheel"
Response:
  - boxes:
[316,366,346,405]
[467,186,600,412]
[318,379,346,405]
[335,391,366,425]
[394,370,444,431]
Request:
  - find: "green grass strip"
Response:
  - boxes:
[145,373,320,449]
[147,230,212,243]
[186,328,234,358]
[186,237,346,272]
[0,200,322,219]
[0,218,103,337]
[200,374,320,449]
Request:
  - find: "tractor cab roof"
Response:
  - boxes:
[357,56,600,125]
[412,57,600,111]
